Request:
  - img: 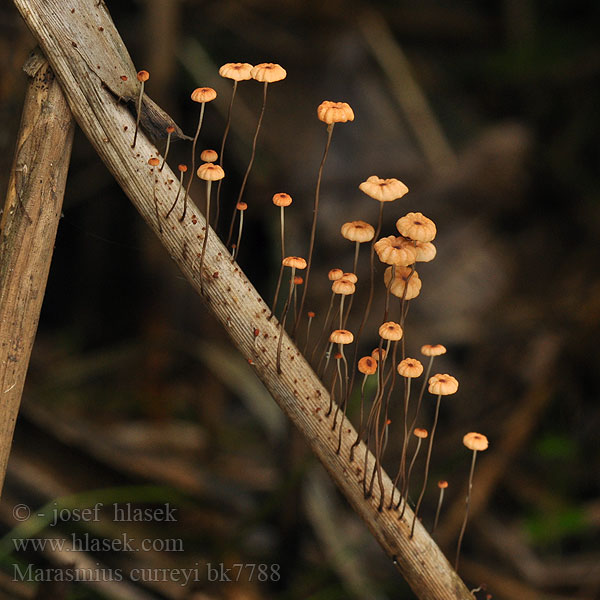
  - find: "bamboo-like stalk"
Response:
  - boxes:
[0,49,75,494]
[10,2,474,597]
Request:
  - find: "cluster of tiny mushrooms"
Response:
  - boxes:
[133,62,489,573]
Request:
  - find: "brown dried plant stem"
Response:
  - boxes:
[0,50,75,494]
[11,2,474,597]
[226,81,269,248]
[293,123,334,336]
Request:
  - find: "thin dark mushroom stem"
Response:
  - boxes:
[270,204,288,319]
[455,433,488,570]
[433,483,447,534]
[383,264,396,322]
[332,352,345,430]
[390,376,412,509]
[303,312,315,354]
[150,163,162,235]
[276,264,296,374]
[320,340,335,383]
[408,355,436,437]
[455,450,477,570]
[166,166,186,219]
[372,340,399,510]
[227,81,269,248]
[350,371,372,462]
[198,179,213,292]
[366,338,391,500]
[410,394,442,538]
[131,71,147,149]
[311,291,336,363]
[233,206,245,260]
[182,101,207,221]
[347,202,384,407]
[159,126,174,171]
[352,240,360,275]
[214,80,238,229]
[293,123,334,336]
[398,434,424,516]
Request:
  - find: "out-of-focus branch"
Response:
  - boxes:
[358,9,457,172]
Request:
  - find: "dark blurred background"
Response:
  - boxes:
[1,0,599,599]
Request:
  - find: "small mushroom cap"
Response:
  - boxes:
[197,163,225,181]
[438,480,449,489]
[375,236,417,266]
[378,321,403,341]
[358,356,377,375]
[307,311,316,318]
[397,358,424,378]
[219,62,254,81]
[166,125,175,133]
[191,87,217,103]
[317,101,355,124]
[282,256,307,270]
[371,348,387,361]
[293,275,304,285]
[414,427,429,439]
[428,373,459,396]
[137,70,149,82]
[329,329,354,344]
[463,432,489,452]
[236,201,248,211]
[200,149,218,162]
[148,157,160,166]
[331,279,355,295]
[359,175,409,202]
[177,164,188,172]
[328,268,344,281]
[341,220,375,243]
[384,266,422,300]
[415,241,437,262]
[341,272,358,283]
[396,211,437,242]
[421,344,447,357]
[251,63,287,83]
[272,192,292,207]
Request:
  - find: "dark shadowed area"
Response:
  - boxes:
[1,0,599,599]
